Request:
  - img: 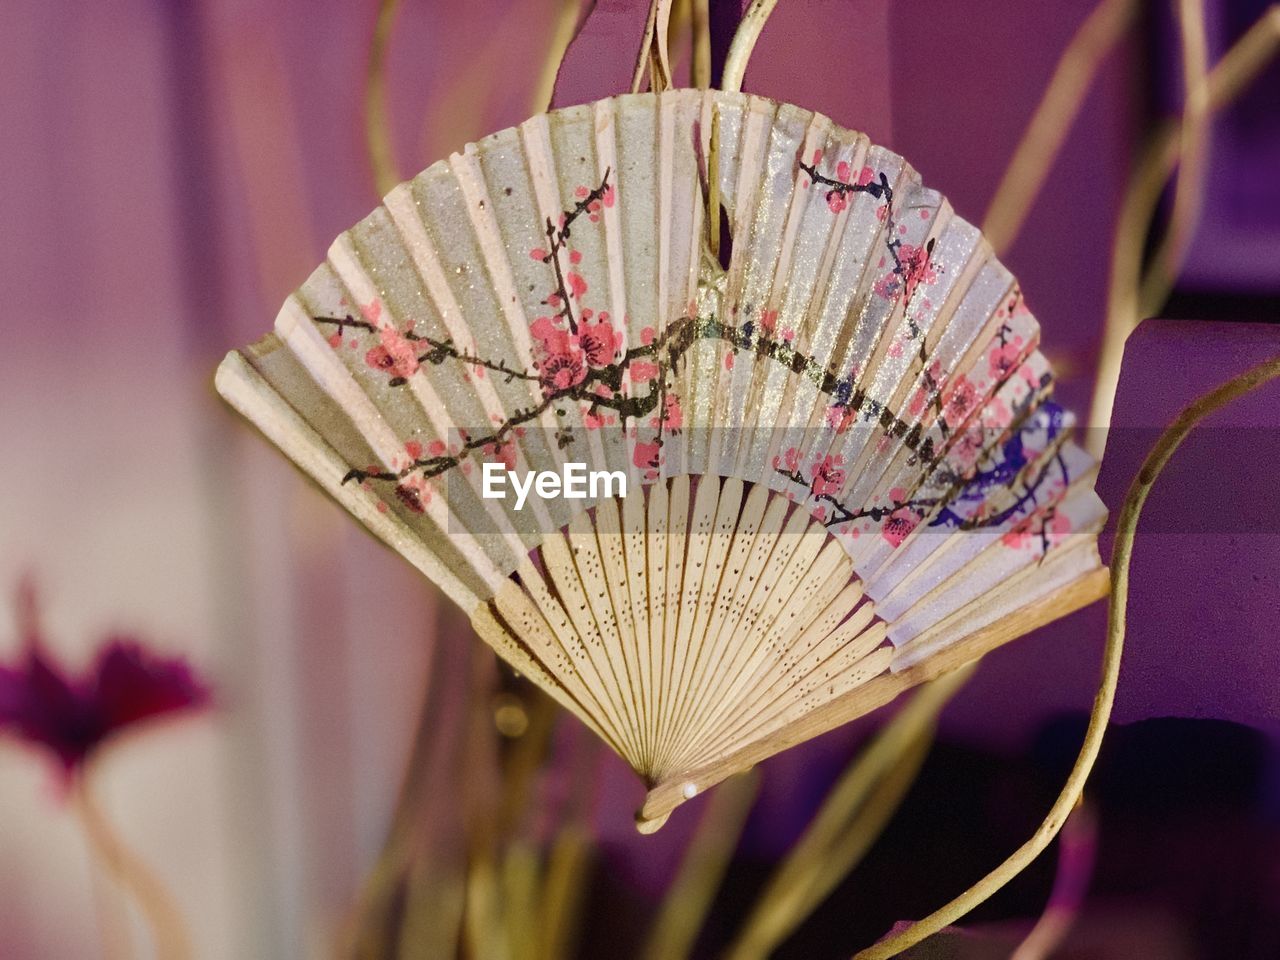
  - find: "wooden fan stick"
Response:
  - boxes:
[637,565,1109,830]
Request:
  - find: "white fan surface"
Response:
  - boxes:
[217,90,1107,828]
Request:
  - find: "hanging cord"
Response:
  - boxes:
[632,0,676,93]
[853,351,1280,960]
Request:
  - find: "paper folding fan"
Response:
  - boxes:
[216,91,1108,831]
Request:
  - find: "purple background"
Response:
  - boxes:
[1,0,1278,957]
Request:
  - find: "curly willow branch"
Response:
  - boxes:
[533,0,584,114]
[1088,5,1280,453]
[720,0,781,94]
[982,0,1140,255]
[1143,0,1211,312]
[75,772,192,960]
[365,0,403,198]
[631,0,675,94]
[727,663,977,960]
[853,352,1280,960]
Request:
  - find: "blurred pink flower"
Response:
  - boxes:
[0,581,211,774]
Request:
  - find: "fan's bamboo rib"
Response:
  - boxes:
[781,157,917,509]
[471,601,617,753]
[768,576,872,683]
[716,597,882,752]
[656,475,692,776]
[659,483,790,775]
[871,436,1089,614]
[637,566,1110,829]
[620,490,656,767]
[591,99,638,474]
[215,351,483,611]
[663,494,806,767]
[566,508,647,766]
[710,583,870,737]
[325,235,527,565]
[510,555,637,755]
[447,149,561,532]
[657,509,823,776]
[717,99,779,474]
[382,181,557,541]
[737,113,832,481]
[844,251,1024,511]
[541,528,647,766]
[594,495,651,768]
[645,479,671,770]
[665,496,803,752]
[890,529,1111,670]
[492,572,627,754]
[676,535,850,760]
[713,627,893,759]
[662,481,774,763]
[716,637,895,763]
[658,477,745,771]
[763,127,869,481]
[519,113,611,478]
[674,539,857,767]
[680,556,863,758]
[656,476,724,771]
[660,477,737,758]
[273,298,506,592]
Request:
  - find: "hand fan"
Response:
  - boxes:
[216,90,1107,832]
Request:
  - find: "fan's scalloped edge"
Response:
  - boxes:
[635,565,1110,831]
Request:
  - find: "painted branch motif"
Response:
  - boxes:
[316,156,1078,552]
